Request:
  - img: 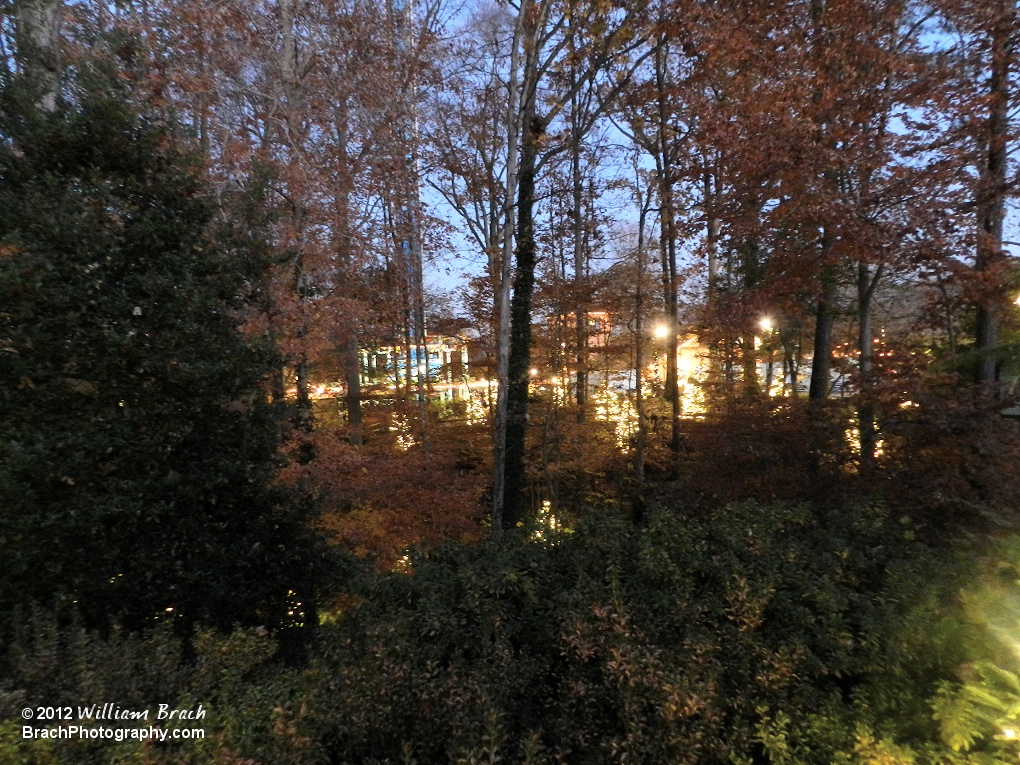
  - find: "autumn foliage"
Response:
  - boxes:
[3,0,1020,763]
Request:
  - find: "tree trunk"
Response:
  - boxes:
[781,321,799,397]
[14,0,62,113]
[402,308,414,400]
[295,356,312,432]
[491,0,525,536]
[572,121,588,418]
[334,102,362,446]
[654,41,681,457]
[278,0,299,114]
[277,0,312,433]
[974,0,1014,389]
[742,333,759,397]
[503,112,543,531]
[293,249,313,431]
[633,178,651,520]
[344,333,363,446]
[856,261,883,468]
[809,259,836,401]
[703,166,720,296]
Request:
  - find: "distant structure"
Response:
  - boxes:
[360,336,471,389]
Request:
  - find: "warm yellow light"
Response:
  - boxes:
[551,376,559,384]
[1003,728,1016,739]
[759,317,773,331]
[530,368,538,376]
[654,325,669,339]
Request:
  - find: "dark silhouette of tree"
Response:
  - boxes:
[0,66,324,634]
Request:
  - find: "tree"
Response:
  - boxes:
[9,0,62,112]
[617,22,690,452]
[936,0,1018,388]
[0,67,323,633]
[101,0,444,434]
[496,0,650,531]
[424,2,512,302]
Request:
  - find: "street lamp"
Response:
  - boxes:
[654,324,669,339]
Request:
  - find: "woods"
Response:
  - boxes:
[1,0,1019,762]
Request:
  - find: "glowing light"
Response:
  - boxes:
[654,325,669,339]
[389,413,418,451]
[1004,728,1016,739]
[759,317,774,331]
[530,368,538,377]
[464,391,488,425]
[531,500,571,544]
[644,336,709,416]
[394,552,413,574]
[845,419,885,461]
[679,349,709,417]
[592,385,639,452]
[284,588,306,628]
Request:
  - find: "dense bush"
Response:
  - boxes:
[306,501,970,765]
[5,499,1019,765]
